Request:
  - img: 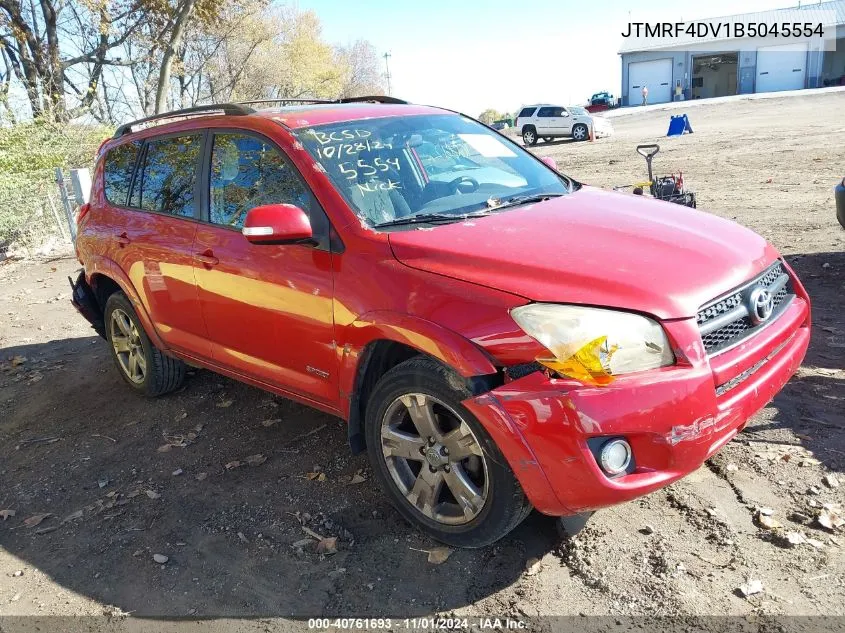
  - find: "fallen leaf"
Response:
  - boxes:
[0,509,16,520]
[24,513,52,528]
[195,472,208,481]
[225,461,242,470]
[738,578,763,597]
[145,490,161,500]
[306,471,327,481]
[216,399,233,408]
[316,536,338,555]
[525,557,542,576]
[427,546,453,565]
[349,473,366,485]
[245,454,266,466]
[153,553,169,564]
[61,510,83,524]
[261,419,280,427]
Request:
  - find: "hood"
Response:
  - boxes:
[388,187,778,320]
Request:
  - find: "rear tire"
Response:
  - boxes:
[543,136,553,143]
[365,357,531,548]
[522,127,537,146]
[104,292,185,397]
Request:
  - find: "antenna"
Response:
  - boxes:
[383,52,392,95]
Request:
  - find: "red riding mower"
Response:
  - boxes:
[615,144,697,208]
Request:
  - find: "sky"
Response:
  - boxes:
[296,0,811,116]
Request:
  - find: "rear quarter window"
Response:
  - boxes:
[103,141,141,207]
[518,107,536,118]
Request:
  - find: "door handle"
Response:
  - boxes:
[195,250,219,268]
[116,232,130,247]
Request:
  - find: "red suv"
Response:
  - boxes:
[71,97,811,547]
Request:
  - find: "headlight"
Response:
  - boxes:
[510,304,674,385]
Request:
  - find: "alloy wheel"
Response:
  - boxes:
[523,130,535,145]
[110,308,146,384]
[380,393,489,525]
[573,125,587,140]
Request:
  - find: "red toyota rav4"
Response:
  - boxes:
[71,97,811,547]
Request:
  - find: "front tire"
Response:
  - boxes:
[104,292,185,397]
[365,357,531,548]
[572,124,589,141]
[522,127,537,146]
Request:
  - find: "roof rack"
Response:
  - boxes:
[236,98,335,106]
[339,95,408,104]
[234,95,409,109]
[112,103,255,138]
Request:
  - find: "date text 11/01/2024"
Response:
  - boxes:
[621,21,825,38]
[307,618,527,630]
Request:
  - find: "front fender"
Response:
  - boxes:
[337,311,498,415]
[85,255,168,351]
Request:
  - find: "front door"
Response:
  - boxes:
[108,132,210,357]
[193,130,338,405]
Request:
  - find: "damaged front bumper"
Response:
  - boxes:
[69,270,105,338]
[462,297,810,517]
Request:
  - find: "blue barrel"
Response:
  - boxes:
[837,177,845,229]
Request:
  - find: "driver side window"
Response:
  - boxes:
[209,133,310,229]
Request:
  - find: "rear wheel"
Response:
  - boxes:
[365,357,531,548]
[104,292,185,397]
[572,124,589,141]
[522,127,537,146]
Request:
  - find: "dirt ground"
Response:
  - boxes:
[1,90,844,628]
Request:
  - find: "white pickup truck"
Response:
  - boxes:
[515,104,614,145]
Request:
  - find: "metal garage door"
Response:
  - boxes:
[756,43,807,93]
[629,59,673,104]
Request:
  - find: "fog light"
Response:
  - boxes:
[599,439,632,476]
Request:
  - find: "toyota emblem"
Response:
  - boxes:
[748,286,775,324]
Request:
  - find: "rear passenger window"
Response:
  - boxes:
[518,107,536,118]
[209,133,310,229]
[104,141,140,206]
[133,134,201,218]
[537,107,562,117]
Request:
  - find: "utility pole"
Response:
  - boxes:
[383,52,392,95]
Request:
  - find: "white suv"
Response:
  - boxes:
[515,104,614,145]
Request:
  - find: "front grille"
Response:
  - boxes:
[697,261,793,355]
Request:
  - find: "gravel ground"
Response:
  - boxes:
[1,90,844,628]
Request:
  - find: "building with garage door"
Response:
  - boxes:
[619,0,845,106]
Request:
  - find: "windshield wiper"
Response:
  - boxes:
[486,192,566,211]
[373,210,492,229]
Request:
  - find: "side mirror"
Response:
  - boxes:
[541,156,558,171]
[242,203,312,245]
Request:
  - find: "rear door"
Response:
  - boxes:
[193,130,337,405]
[107,132,210,357]
[534,107,557,134]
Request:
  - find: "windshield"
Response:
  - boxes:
[297,114,569,228]
[569,106,588,115]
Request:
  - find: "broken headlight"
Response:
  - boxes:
[510,304,674,385]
